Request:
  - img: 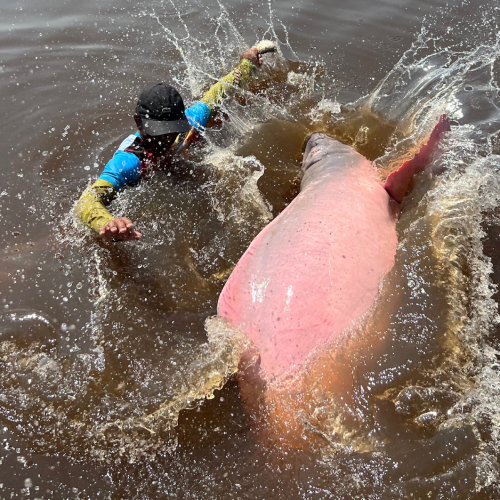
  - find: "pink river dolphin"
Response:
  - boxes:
[217,115,450,443]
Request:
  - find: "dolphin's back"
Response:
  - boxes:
[301,133,368,183]
[218,133,398,381]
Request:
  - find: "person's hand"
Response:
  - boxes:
[99,217,142,241]
[240,47,263,67]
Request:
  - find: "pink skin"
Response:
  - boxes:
[385,115,451,203]
[219,138,399,381]
[100,47,262,242]
[218,116,450,383]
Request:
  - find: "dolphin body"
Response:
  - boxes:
[218,117,450,428]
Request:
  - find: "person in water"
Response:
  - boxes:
[75,46,264,242]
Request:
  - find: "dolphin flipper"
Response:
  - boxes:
[384,115,451,203]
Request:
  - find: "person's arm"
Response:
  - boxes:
[75,141,143,241]
[199,57,257,111]
[204,47,263,109]
[75,179,116,233]
[177,47,264,151]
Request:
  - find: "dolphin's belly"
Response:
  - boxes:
[218,138,398,381]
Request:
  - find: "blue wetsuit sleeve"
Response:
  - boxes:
[185,102,211,131]
[98,150,141,191]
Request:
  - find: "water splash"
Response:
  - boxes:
[357,13,500,495]
[5,1,500,495]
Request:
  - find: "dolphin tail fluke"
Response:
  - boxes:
[384,114,451,203]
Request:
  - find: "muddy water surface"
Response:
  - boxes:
[1,0,500,498]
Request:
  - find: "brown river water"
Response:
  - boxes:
[2,0,500,498]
